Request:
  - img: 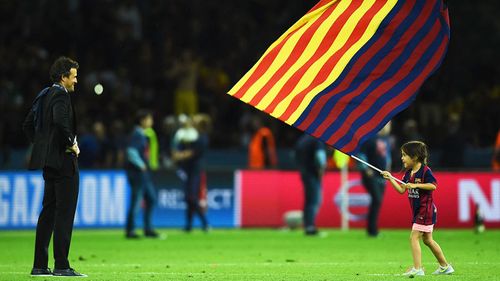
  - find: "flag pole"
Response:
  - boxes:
[350,155,405,185]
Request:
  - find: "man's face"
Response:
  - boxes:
[61,68,78,92]
[141,115,154,129]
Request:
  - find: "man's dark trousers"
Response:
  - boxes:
[33,153,79,270]
[300,169,322,230]
[125,169,157,233]
[361,174,386,236]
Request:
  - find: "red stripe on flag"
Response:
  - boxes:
[263,1,364,114]
[312,1,435,137]
[308,0,336,14]
[249,5,337,106]
[340,33,448,152]
[278,0,388,121]
[324,18,442,146]
[297,1,416,131]
[232,23,303,99]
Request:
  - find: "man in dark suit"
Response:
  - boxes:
[23,57,86,277]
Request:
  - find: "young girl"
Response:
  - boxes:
[380,141,454,277]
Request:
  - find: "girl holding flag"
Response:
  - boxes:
[381,141,454,277]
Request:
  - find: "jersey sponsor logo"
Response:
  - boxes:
[408,188,419,199]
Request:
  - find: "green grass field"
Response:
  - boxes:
[0,229,499,280]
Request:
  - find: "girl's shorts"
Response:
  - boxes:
[412,223,434,233]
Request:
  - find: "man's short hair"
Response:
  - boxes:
[49,56,79,83]
[135,109,153,125]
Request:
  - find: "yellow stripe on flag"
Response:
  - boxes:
[282,0,398,124]
[254,0,352,110]
[268,0,377,119]
[262,0,341,58]
[240,8,333,104]
[228,0,339,97]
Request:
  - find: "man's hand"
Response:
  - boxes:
[70,143,80,157]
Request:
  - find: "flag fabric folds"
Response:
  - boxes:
[228,0,450,154]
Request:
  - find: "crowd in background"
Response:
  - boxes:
[0,0,498,170]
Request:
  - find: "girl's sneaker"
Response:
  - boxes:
[402,267,425,277]
[432,264,455,275]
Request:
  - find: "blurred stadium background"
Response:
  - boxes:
[0,0,499,279]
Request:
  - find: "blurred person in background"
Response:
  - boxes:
[493,129,500,171]
[167,50,200,116]
[144,125,160,171]
[401,119,423,143]
[172,114,210,232]
[125,110,159,239]
[78,120,111,168]
[193,114,212,214]
[357,122,393,237]
[159,115,178,169]
[107,119,127,168]
[294,134,327,236]
[22,57,86,277]
[248,115,278,169]
[77,121,99,168]
[439,113,466,169]
[394,119,423,170]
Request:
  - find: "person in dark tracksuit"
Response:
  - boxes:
[172,115,209,232]
[357,122,392,237]
[294,134,327,236]
[23,57,86,277]
[125,110,159,238]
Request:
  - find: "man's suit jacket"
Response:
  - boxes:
[23,85,77,170]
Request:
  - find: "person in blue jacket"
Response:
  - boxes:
[295,134,327,236]
[125,110,159,238]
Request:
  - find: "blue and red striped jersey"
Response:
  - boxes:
[403,165,437,225]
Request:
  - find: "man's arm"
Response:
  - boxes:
[22,110,35,143]
[126,147,147,171]
[315,147,327,178]
[52,94,75,148]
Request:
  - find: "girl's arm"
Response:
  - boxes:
[380,171,406,194]
[405,183,436,190]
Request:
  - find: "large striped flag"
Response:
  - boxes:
[228,0,450,154]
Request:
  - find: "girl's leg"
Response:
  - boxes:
[422,232,448,267]
[410,230,423,269]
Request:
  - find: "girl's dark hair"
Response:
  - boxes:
[401,141,429,165]
[49,56,79,83]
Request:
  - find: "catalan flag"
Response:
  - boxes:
[228,0,450,154]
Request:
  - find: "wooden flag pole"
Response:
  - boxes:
[350,155,405,185]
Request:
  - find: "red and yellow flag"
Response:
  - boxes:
[228,0,450,154]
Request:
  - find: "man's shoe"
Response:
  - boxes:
[30,268,52,276]
[432,264,454,275]
[144,230,159,238]
[402,267,425,277]
[53,268,87,277]
[126,232,140,239]
[305,228,318,236]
